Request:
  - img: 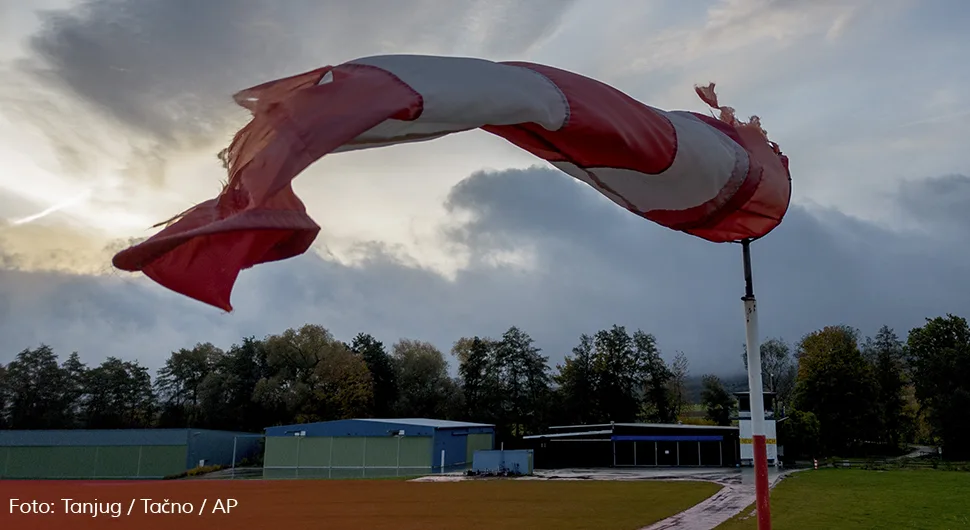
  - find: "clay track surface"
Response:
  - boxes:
[0,475,717,530]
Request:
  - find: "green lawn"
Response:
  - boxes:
[718,469,970,529]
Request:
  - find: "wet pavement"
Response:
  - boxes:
[410,466,799,529]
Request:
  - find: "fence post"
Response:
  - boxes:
[231,436,238,479]
[295,435,301,479]
[396,436,401,477]
[440,450,445,474]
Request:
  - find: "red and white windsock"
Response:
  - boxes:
[113,54,792,311]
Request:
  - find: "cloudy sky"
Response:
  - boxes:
[1,0,968,378]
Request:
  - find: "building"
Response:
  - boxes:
[734,391,779,466]
[0,429,263,479]
[262,418,495,479]
[522,423,740,469]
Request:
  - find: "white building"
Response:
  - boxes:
[733,391,781,467]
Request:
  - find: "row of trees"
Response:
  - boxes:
[0,325,691,444]
[726,316,970,460]
[1,315,968,459]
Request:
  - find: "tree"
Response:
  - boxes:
[256,324,374,424]
[555,334,599,425]
[2,345,76,429]
[351,333,398,418]
[778,409,821,463]
[198,337,276,432]
[700,374,734,426]
[742,338,797,409]
[60,352,88,428]
[668,352,690,420]
[0,363,9,428]
[391,339,460,419]
[637,330,676,423]
[793,325,878,455]
[493,327,552,436]
[155,342,223,427]
[862,326,911,450]
[81,358,156,429]
[907,314,970,458]
[454,337,501,425]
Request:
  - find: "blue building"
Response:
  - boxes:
[262,418,495,479]
[0,428,263,479]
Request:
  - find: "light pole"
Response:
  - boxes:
[741,238,772,530]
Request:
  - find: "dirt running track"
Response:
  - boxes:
[0,478,717,530]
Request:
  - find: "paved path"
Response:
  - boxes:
[410,466,804,530]
[639,468,803,530]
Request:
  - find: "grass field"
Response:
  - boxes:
[717,469,970,529]
[1,478,720,529]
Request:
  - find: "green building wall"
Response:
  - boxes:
[0,445,187,479]
[263,436,433,479]
[465,433,493,463]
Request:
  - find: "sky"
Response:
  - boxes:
[0,0,968,378]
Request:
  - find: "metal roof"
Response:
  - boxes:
[353,418,494,429]
[548,423,738,432]
[0,428,259,447]
[614,423,738,431]
[522,430,613,440]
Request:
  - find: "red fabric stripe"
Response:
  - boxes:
[112,66,423,311]
[487,61,677,175]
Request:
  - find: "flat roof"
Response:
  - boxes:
[353,418,494,429]
[548,423,738,432]
[0,428,257,447]
[522,430,613,440]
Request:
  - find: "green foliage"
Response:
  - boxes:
[454,336,502,426]
[742,337,797,409]
[391,338,460,420]
[351,333,398,417]
[2,313,969,464]
[907,314,970,459]
[793,325,879,455]
[700,374,734,426]
[554,334,598,425]
[163,464,225,480]
[778,409,821,462]
[862,326,912,449]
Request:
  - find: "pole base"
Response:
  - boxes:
[753,434,772,530]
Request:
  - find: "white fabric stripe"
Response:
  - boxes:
[550,161,630,208]
[348,54,568,130]
[334,121,475,153]
[580,111,748,212]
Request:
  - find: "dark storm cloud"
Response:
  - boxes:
[2,166,969,378]
[10,0,577,154]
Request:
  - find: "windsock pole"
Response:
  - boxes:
[741,238,772,530]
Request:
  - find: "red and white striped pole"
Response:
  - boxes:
[741,239,772,530]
